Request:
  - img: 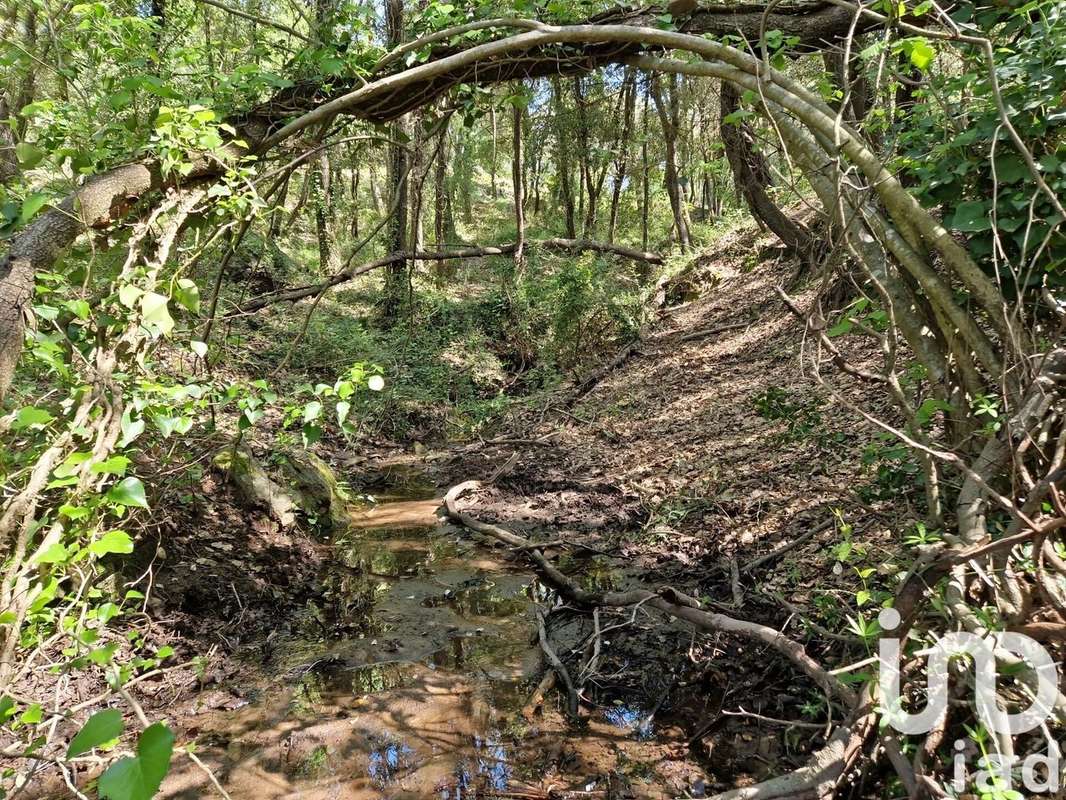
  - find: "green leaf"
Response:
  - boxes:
[65,299,91,320]
[174,279,200,313]
[336,400,351,426]
[826,320,853,338]
[54,451,92,479]
[20,193,49,224]
[89,530,134,556]
[139,292,174,337]
[34,542,69,564]
[303,401,322,423]
[119,409,145,448]
[12,406,54,430]
[106,477,149,510]
[91,456,131,477]
[15,142,44,169]
[906,38,936,70]
[67,709,124,757]
[88,643,118,665]
[948,200,991,232]
[109,90,133,110]
[118,285,143,308]
[98,723,174,800]
[97,602,121,623]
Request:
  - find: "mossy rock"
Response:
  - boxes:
[214,445,298,527]
[278,451,351,534]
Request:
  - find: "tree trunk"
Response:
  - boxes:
[350,162,360,237]
[608,68,636,244]
[512,95,526,277]
[822,49,870,122]
[641,84,650,252]
[650,73,691,251]
[551,79,577,239]
[572,76,597,236]
[490,104,498,199]
[409,110,427,278]
[381,0,409,322]
[368,163,384,215]
[313,151,339,272]
[0,164,163,401]
[719,80,818,264]
[0,95,20,185]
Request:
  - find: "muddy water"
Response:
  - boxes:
[163,465,711,799]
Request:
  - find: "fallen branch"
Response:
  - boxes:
[442,481,854,706]
[742,518,834,574]
[537,608,579,717]
[677,321,751,343]
[442,479,874,800]
[233,240,663,316]
[564,337,642,405]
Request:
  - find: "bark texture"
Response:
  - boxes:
[0,164,161,401]
[719,80,820,264]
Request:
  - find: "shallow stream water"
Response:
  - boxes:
[161,462,708,799]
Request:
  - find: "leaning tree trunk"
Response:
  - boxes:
[719,80,820,266]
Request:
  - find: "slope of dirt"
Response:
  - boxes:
[443,223,897,572]
[436,223,907,791]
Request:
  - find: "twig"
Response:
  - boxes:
[536,608,578,717]
[742,518,834,574]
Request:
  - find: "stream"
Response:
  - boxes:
[161,461,713,799]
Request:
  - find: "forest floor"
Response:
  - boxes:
[23,222,914,799]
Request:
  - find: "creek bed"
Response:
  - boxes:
[160,465,714,799]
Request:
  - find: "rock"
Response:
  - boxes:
[278,450,351,533]
[214,445,298,527]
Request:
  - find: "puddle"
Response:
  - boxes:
[162,464,711,799]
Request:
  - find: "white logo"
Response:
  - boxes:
[876,607,1062,794]
[877,607,1058,735]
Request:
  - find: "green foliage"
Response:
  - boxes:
[98,722,175,800]
[859,434,924,501]
[514,251,645,371]
[67,709,124,757]
[750,386,825,441]
[888,2,1066,281]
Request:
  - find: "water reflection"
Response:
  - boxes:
[367,735,415,787]
[601,702,656,740]
[422,577,532,617]
[437,732,512,799]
